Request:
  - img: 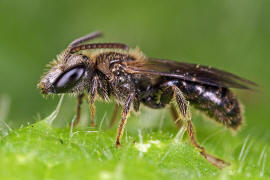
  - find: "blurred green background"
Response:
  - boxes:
[1,0,270,179]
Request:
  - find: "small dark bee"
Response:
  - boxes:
[38,32,257,169]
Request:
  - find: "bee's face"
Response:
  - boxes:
[38,53,93,95]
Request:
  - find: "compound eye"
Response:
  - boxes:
[54,66,85,92]
[82,55,88,61]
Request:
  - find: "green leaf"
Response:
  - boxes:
[1,115,269,180]
[0,95,269,180]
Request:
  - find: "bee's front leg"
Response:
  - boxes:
[73,93,85,126]
[115,93,135,148]
[88,76,99,127]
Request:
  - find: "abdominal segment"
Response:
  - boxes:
[178,81,243,129]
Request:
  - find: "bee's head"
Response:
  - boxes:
[38,51,94,95]
[38,31,129,95]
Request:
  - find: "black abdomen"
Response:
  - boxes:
[178,81,242,129]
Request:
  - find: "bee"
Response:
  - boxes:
[38,32,257,169]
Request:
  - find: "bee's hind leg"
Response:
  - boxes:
[169,104,184,129]
[108,104,121,128]
[170,85,229,169]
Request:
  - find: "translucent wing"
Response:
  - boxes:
[126,58,257,90]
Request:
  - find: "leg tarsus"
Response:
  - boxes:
[187,120,230,169]
[115,93,135,147]
[116,141,121,148]
[202,152,230,169]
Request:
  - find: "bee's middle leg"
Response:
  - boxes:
[115,93,135,148]
[88,76,99,127]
